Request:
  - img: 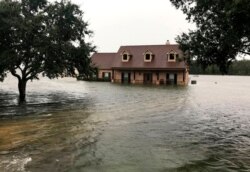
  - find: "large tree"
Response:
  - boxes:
[170,0,250,73]
[0,0,95,102]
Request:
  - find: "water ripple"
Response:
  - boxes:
[0,76,250,171]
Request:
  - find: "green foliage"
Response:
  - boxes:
[0,0,95,81]
[170,0,250,74]
[0,0,95,101]
[190,60,250,75]
[228,60,250,75]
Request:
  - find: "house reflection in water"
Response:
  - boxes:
[91,42,189,85]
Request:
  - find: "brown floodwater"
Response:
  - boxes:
[0,75,250,172]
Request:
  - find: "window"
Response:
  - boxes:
[170,53,175,60]
[102,72,111,81]
[102,72,111,79]
[104,72,110,78]
[122,51,130,62]
[123,54,128,61]
[144,51,153,62]
[145,54,151,60]
[168,51,176,62]
[169,73,175,80]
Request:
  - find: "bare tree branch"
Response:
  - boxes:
[239,51,250,56]
[10,70,21,81]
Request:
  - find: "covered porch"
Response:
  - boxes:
[112,69,188,85]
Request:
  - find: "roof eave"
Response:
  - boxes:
[111,67,186,71]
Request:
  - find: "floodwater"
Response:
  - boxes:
[0,75,250,172]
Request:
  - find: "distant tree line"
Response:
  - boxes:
[190,60,250,75]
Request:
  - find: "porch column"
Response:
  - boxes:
[112,69,114,82]
[132,71,136,84]
[183,70,185,82]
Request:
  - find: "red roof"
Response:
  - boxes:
[112,44,186,69]
[91,53,116,69]
[91,44,187,70]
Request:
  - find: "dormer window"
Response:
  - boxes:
[144,50,153,62]
[123,54,128,61]
[121,51,130,62]
[167,51,177,62]
[170,53,175,60]
[145,54,151,60]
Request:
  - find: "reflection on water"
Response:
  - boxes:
[0,75,250,172]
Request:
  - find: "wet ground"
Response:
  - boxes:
[0,75,250,172]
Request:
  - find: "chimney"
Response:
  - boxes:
[166,40,170,45]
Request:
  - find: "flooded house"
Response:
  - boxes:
[91,43,189,85]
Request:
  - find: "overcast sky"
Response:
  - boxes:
[71,0,195,52]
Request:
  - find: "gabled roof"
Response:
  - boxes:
[112,44,186,69]
[90,44,187,70]
[91,53,116,69]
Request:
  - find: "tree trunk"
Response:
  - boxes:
[18,79,27,103]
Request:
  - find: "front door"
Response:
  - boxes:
[121,72,131,84]
[143,73,153,84]
[102,72,111,81]
[166,73,177,85]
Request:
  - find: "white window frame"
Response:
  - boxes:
[144,51,153,62]
[167,51,177,62]
[121,51,130,62]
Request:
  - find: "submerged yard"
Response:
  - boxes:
[0,75,250,172]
